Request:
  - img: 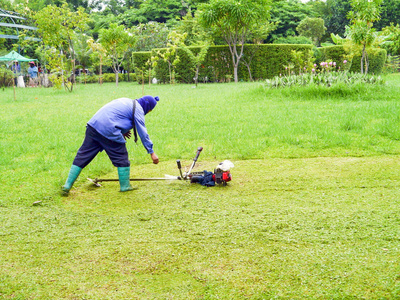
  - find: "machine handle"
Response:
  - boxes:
[193,147,203,162]
[176,159,183,179]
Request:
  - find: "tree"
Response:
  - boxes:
[345,0,383,74]
[34,3,88,91]
[173,8,213,46]
[87,38,109,85]
[132,22,169,51]
[374,0,400,31]
[296,17,326,46]
[156,31,183,84]
[120,0,191,25]
[99,23,136,86]
[268,0,314,43]
[199,0,271,83]
[322,0,351,38]
[180,41,210,86]
[74,34,92,70]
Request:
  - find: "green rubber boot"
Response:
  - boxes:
[118,167,136,192]
[61,165,82,196]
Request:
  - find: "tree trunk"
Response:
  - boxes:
[99,56,103,85]
[234,64,239,83]
[195,66,200,87]
[361,44,366,74]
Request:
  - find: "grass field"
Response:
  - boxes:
[1,76,400,299]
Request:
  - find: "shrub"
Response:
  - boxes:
[77,74,99,84]
[321,45,387,74]
[349,48,387,74]
[102,73,116,82]
[0,67,14,87]
[125,73,136,82]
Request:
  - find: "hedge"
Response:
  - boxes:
[99,73,136,83]
[132,52,152,84]
[132,44,314,84]
[131,44,386,84]
[319,45,349,70]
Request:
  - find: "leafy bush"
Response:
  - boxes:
[102,73,116,82]
[77,74,99,84]
[125,73,136,82]
[349,48,387,74]
[0,67,14,87]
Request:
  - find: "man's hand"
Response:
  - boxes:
[151,152,159,164]
[123,130,132,140]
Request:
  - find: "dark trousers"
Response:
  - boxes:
[73,125,130,168]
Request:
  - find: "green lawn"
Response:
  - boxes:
[1,76,400,298]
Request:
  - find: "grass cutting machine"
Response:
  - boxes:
[87,147,234,187]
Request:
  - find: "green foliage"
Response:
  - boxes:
[76,74,99,84]
[0,66,13,87]
[375,0,400,30]
[322,0,352,38]
[199,0,271,82]
[179,42,210,86]
[296,17,327,46]
[102,73,116,82]
[319,45,349,69]
[345,0,384,74]
[349,48,387,74]
[173,8,213,46]
[99,23,137,85]
[132,51,152,83]
[33,3,89,91]
[273,35,313,45]
[269,0,315,42]
[381,24,400,56]
[132,22,169,52]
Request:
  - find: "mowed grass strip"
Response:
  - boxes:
[1,157,400,298]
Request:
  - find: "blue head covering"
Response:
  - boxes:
[137,95,159,115]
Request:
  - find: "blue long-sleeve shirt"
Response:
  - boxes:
[87,98,154,154]
[28,66,38,78]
